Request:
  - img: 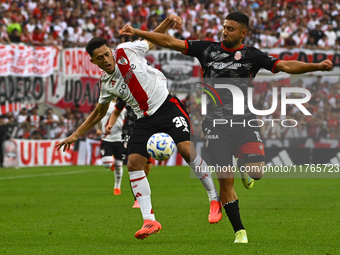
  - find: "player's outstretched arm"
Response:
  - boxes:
[122,25,186,53]
[55,102,110,151]
[275,59,333,74]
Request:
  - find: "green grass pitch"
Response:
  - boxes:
[0,165,339,255]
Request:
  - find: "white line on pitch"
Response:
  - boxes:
[0,170,98,180]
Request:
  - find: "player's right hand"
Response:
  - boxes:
[55,135,78,152]
[105,125,112,135]
[96,129,102,136]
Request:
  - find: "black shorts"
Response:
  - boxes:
[202,114,265,166]
[128,94,193,159]
[100,141,123,160]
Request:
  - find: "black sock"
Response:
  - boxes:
[223,200,245,233]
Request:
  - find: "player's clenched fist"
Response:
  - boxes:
[318,59,333,71]
[121,25,135,37]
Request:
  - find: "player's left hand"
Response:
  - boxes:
[319,59,333,71]
[121,25,135,37]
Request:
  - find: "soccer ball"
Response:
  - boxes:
[147,133,175,161]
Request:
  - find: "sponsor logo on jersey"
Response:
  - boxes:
[118,56,128,65]
[210,51,220,57]
[205,134,219,139]
[220,53,230,58]
[234,51,242,60]
[207,61,232,69]
[111,80,116,87]
[206,61,241,70]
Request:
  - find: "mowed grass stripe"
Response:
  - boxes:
[0,170,99,180]
[0,165,339,255]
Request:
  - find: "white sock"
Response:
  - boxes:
[129,170,155,221]
[189,154,219,202]
[114,160,123,189]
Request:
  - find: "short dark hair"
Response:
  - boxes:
[85,37,109,57]
[226,12,249,29]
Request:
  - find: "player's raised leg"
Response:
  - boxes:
[128,153,161,239]
[177,140,222,224]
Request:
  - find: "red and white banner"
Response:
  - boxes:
[2,46,340,115]
[62,48,102,77]
[0,45,58,77]
[13,139,75,167]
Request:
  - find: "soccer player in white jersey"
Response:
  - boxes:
[56,14,222,240]
[96,99,127,195]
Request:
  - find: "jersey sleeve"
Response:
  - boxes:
[182,40,214,63]
[252,48,281,73]
[117,40,149,55]
[183,40,212,55]
[98,79,116,104]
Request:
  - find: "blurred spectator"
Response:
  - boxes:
[72,104,85,127]
[17,108,28,124]
[32,26,46,45]
[324,25,337,47]
[0,115,10,167]
[0,24,11,44]
[7,15,22,36]
[20,26,33,44]
[310,24,325,45]
[26,106,43,135]
[293,28,308,48]
[318,34,333,50]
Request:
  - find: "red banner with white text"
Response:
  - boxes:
[13,139,75,167]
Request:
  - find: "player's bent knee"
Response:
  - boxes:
[127,154,148,172]
[176,141,196,162]
[102,156,113,168]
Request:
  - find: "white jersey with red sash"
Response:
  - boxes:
[98,40,168,119]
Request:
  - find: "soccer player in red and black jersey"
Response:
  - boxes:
[122,11,333,243]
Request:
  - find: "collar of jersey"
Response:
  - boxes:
[101,67,116,81]
[221,43,244,52]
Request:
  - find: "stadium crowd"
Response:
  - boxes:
[1,0,340,142]
[0,0,340,50]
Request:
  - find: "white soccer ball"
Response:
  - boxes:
[147,133,175,161]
